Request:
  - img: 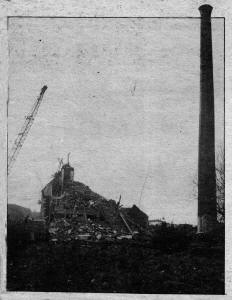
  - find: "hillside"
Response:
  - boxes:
[8,204,32,224]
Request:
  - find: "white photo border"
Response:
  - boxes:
[0,0,231,299]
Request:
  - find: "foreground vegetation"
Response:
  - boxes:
[7,222,224,294]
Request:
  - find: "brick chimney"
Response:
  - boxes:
[198,4,217,233]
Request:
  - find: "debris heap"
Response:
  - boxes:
[40,162,148,242]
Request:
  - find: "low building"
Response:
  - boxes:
[120,205,149,229]
[149,219,164,226]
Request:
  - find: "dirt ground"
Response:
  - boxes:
[7,236,224,294]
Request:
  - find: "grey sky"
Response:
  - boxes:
[8,17,224,224]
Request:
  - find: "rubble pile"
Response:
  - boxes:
[41,162,148,242]
[47,190,135,242]
[48,217,132,242]
[46,193,147,242]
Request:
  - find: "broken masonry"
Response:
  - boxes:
[40,162,148,241]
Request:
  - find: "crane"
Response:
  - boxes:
[8,85,48,175]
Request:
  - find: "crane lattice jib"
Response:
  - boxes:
[8,85,48,174]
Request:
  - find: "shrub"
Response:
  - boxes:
[151,224,194,253]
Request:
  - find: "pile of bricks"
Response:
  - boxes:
[48,216,132,242]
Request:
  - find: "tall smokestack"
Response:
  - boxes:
[198,4,217,233]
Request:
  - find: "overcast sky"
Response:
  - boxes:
[8,17,224,224]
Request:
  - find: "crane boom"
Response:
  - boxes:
[8,85,48,174]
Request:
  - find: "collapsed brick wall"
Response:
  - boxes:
[41,165,148,241]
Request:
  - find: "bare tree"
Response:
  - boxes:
[215,146,225,223]
[193,146,225,223]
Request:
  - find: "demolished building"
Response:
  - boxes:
[40,162,148,241]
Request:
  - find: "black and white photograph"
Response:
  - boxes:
[2,1,229,297]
